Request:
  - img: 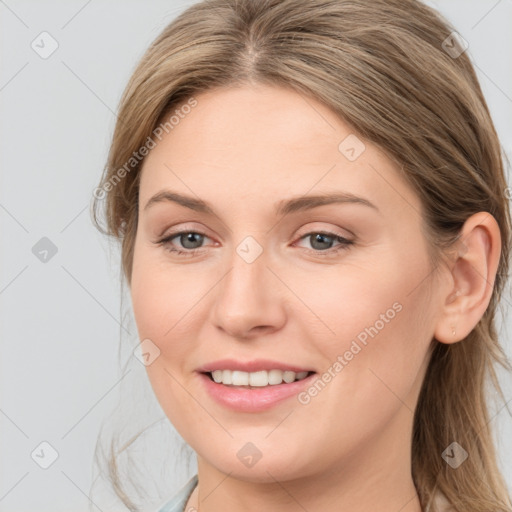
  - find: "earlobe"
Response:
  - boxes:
[434,212,501,345]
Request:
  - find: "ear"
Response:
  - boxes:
[434,212,502,344]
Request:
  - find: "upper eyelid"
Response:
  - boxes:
[159,220,354,239]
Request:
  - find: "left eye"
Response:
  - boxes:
[155,230,353,256]
[295,231,353,254]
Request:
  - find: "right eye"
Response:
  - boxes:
[155,230,212,256]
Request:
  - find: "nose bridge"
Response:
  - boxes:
[211,235,285,338]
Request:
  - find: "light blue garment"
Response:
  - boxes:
[155,474,198,512]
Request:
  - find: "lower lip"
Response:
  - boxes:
[198,372,316,412]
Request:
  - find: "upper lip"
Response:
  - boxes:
[196,359,315,373]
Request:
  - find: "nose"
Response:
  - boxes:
[210,247,287,340]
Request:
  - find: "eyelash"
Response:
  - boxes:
[154,229,354,258]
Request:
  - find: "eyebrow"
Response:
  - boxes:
[143,190,379,216]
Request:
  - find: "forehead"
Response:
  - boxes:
[138,84,421,219]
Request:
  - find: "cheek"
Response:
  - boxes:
[130,246,185,403]
[291,258,420,350]
[129,243,218,422]
[130,264,196,362]
[307,251,434,410]
[130,260,207,436]
[293,286,433,468]
[131,238,194,342]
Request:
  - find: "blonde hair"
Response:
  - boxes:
[92,0,512,510]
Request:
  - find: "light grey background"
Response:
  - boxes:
[1,1,511,511]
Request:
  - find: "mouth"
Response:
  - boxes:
[202,369,316,388]
[198,367,318,412]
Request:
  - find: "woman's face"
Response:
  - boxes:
[131,84,447,484]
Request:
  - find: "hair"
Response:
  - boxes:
[91,0,512,510]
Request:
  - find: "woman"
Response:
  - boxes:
[92,0,512,511]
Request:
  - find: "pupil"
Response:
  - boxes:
[182,232,202,249]
[312,233,332,250]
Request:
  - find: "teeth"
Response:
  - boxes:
[210,369,310,387]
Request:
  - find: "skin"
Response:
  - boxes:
[130,84,501,512]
